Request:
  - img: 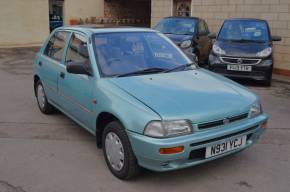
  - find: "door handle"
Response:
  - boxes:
[60,72,65,79]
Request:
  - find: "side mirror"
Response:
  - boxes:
[271,35,281,42]
[66,61,92,76]
[208,33,216,39]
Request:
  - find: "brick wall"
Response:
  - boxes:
[151,0,172,27]
[151,0,290,71]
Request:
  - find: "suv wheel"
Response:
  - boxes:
[102,121,140,180]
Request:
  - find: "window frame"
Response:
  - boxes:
[64,31,94,76]
[43,30,71,64]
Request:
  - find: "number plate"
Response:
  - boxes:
[205,136,247,158]
[227,65,252,72]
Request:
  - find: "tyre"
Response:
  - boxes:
[102,121,140,180]
[35,80,55,114]
[262,73,272,87]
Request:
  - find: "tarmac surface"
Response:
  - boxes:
[0,48,289,192]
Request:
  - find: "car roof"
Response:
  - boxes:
[224,18,268,23]
[56,25,156,36]
[164,16,200,20]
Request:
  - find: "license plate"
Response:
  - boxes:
[205,136,247,158]
[227,65,252,71]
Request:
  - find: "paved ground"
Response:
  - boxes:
[0,48,289,192]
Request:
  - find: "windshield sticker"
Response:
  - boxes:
[154,52,173,59]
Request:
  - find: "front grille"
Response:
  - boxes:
[190,125,258,147]
[198,113,249,130]
[220,57,261,65]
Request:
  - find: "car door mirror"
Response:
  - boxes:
[271,35,281,42]
[208,33,216,39]
[66,61,92,76]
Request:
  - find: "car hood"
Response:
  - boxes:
[108,69,256,123]
[216,41,271,58]
[165,34,193,45]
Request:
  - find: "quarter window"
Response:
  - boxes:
[66,33,91,69]
[44,31,69,62]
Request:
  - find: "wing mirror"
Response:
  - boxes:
[271,35,281,42]
[208,33,217,39]
[66,61,92,76]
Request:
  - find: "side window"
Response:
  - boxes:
[198,21,207,35]
[44,31,69,62]
[66,33,91,69]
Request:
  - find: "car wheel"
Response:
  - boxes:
[262,73,272,87]
[102,121,140,180]
[35,80,55,114]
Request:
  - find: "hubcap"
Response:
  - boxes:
[37,84,46,109]
[105,132,125,171]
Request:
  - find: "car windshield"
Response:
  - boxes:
[154,18,197,35]
[93,32,192,77]
[218,20,269,43]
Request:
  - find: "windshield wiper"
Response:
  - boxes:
[116,68,167,77]
[164,63,195,73]
[227,39,265,43]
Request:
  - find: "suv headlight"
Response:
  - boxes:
[144,120,193,138]
[212,44,226,55]
[249,101,263,118]
[180,40,192,49]
[256,47,272,58]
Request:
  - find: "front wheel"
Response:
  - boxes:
[102,121,140,180]
[35,80,55,114]
[262,73,272,87]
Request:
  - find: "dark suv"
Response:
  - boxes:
[154,17,212,66]
[208,18,281,86]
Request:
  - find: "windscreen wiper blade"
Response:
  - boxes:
[164,63,195,73]
[116,68,167,77]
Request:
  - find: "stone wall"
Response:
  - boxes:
[151,0,290,71]
[104,0,151,26]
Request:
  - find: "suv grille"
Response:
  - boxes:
[198,113,249,130]
[220,57,261,65]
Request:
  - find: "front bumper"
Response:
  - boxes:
[209,54,272,81]
[127,114,268,172]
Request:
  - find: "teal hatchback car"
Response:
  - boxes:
[34,26,268,179]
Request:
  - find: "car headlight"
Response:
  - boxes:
[256,47,272,58]
[249,101,263,118]
[212,44,226,55]
[144,120,193,138]
[180,40,192,49]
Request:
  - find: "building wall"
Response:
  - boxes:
[63,0,104,24]
[0,0,50,47]
[0,0,104,47]
[151,0,290,71]
[151,0,172,27]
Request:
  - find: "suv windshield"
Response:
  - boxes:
[93,32,192,77]
[218,20,269,43]
[154,18,197,35]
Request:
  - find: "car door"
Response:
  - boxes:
[38,31,70,105]
[196,19,211,63]
[58,32,95,129]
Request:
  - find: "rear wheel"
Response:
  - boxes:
[102,121,140,180]
[35,80,55,114]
